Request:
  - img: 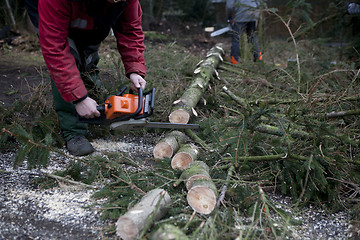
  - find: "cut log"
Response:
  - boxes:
[180,161,211,190]
[153,130,186,159]
[169,44,225,124]
[171,143,199,170]
[187,179,217,215]
[151,224,189,240]
[169,108,190,124]
[180,161,217,214]
[116,188,172,240]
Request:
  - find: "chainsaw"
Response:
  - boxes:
[78,86,200,130]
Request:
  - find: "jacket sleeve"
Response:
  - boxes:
[226,0,235,19]
[114,0,146,78]
[38,0,87,103]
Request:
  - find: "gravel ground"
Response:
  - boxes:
[0,135,356,240]
[0,134,158,240]
[269,194,353,240]
[0,151,102,240]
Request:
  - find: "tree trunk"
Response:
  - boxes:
[151,224,189,240]
[181,161,217,215]
[153,130,186,159]
[171,143,199,170]
[116,189,172,240]
[169,44,225,124]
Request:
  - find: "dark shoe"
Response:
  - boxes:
[66,135,95,156]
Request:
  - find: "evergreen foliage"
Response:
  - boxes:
[0,1,359,238]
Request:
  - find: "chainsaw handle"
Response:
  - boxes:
[131,87,143,118]
[77,105,107,124]
[97,105,106,113]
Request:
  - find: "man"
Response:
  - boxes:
[25,0,146,156]
[226,0,262,64]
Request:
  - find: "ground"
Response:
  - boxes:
[0,23,358,239]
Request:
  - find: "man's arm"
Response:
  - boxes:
[38,0,87,103]
[113,0,146,90]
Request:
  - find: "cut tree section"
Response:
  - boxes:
[153,130,186,159]
[116,188,172,240]
[171,143,199,170]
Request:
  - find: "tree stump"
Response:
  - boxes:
[171,143,199,170]
[116,188,172,240]
[153,130,186,159]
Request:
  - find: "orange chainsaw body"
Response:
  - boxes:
[104,94,144,120]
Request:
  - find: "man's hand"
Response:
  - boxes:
[129,73,146,92]
[75,97,101,118]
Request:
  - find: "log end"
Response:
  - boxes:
[186,174,211,190]
[116,216,138,240]
[171,152,193,170]
[187,186,216,215]
[153,142,173,159]
[169,109,190,124]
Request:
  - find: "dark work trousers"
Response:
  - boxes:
[25,0,103,141]
[231,21,260,62]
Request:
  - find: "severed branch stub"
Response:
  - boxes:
[116,188,172,240]
[171,143,199,170]
[153,130,186,159]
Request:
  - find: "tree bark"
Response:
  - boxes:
[180,161,211,190]
[169,44,225,124]
[171,143,199,170]
[151,224,189,240]
[181,161,217,215]
[153,130,186,159]
[116,189,172,240]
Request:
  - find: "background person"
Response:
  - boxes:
[226,0,262,64]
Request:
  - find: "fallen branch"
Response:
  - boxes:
[44,172,98,189]
[216,165,235,207]
[326,109,360,118]
[288,13,342,42]
[222,86,250,110]
[185,129,211,152]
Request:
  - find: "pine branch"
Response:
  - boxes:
[216,165,235,207]
[222,86,251,111]
[326,109,360,118]
[44,172,98,189]
[185,129,211,152]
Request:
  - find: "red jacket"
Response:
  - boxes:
[38,0,146,102]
